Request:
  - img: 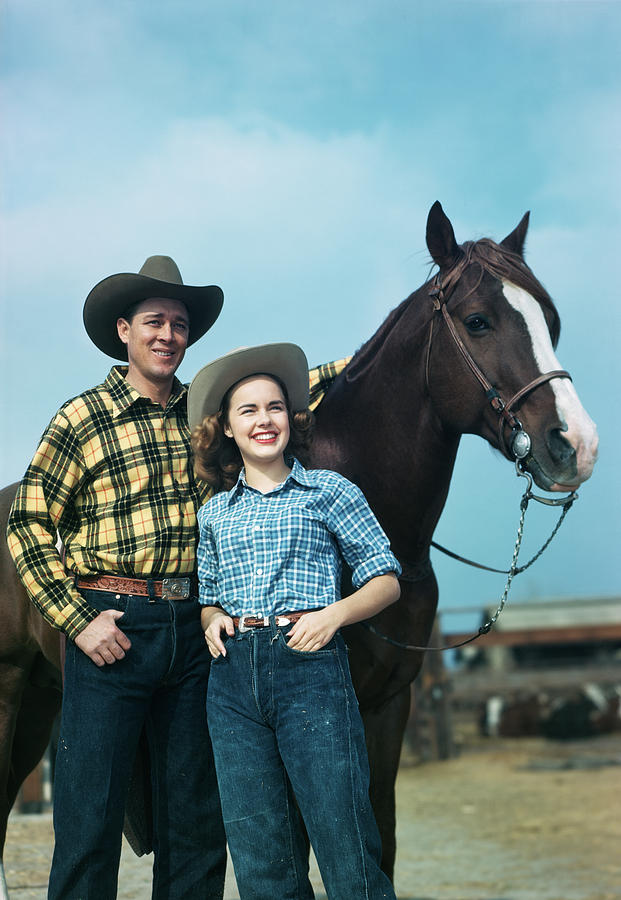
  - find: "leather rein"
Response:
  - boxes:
[361,266,578,653]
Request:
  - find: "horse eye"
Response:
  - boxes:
[464,314,490,333]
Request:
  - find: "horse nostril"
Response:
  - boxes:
[546,428,576,467]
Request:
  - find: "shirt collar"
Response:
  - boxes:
[227,457,316,505]
[104,366,187,418]
[287,457,316,487]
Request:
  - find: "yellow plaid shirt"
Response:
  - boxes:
[7,359,350,639]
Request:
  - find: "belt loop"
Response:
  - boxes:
[147,579,156,603]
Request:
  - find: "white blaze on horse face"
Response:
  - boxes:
[502,281,598,486]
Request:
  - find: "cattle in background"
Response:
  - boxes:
[480,684,621,740]
[481,693,549,738]
[542,684,621,740]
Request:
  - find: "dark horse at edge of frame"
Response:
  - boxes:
[0,202,598,887]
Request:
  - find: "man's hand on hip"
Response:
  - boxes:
[74,610,131,666]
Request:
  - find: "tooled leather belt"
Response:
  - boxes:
[76,574,197,601]
[232,609,323,631]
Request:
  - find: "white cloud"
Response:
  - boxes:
[2,116,435,305]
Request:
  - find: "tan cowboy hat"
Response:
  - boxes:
[188,343,309,429]
[83,255,224,360]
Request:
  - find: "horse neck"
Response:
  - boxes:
[312,283,461,560]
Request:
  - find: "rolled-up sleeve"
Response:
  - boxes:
[325,479,401,588]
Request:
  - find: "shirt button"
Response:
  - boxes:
[256,568,263,576]
[254,526,261,531]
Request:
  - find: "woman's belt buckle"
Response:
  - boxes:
[238,615,269,632]
[161,577,191,600]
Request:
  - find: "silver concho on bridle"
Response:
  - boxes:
[510,427,532,460]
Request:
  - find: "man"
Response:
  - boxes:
[7,256,228,899]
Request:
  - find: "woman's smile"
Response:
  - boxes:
[252,430,278,443]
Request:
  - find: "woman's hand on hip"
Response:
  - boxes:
[201,607,235,658]
[285,607,340,652]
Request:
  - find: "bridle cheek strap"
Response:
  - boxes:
[427,276,572,459]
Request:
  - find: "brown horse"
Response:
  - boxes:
[308,200,598,874]
[0,483,62,891]
[0,202,598,886]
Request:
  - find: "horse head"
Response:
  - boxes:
[424,201,598,491]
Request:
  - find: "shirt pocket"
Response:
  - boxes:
[278,504,331,559]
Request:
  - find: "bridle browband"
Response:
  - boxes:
[425,267,572,460]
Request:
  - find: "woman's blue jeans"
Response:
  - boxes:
[48,589,226,900]
[207,619,396,900]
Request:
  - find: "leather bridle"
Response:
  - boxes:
[425,269,572,460]
[360,260,580,654]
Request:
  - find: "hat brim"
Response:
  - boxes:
[83,272,224,360]
[188,343,309,430]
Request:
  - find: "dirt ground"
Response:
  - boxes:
[4,731,621,900]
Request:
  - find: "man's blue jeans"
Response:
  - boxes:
[48,589,226,900]
[207,619,396,900]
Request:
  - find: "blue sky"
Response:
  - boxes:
[1,1,619,632]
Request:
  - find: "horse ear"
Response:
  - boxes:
[501,211,530,257]
[426,201,460,270]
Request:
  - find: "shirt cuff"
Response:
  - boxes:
[351,551,402,589]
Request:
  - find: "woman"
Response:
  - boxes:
[188,343,400,900]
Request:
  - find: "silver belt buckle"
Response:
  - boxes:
[162,577,191,600]
[238,615,269,633]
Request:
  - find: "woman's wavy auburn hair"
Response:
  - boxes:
[191,373,314,493]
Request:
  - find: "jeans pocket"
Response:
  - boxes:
[80,588,130,618]
[277,631,338,657]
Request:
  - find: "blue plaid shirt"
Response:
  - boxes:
[196,458,400,616]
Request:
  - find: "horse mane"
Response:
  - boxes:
[346,236,561,383]
[344,290,428,382]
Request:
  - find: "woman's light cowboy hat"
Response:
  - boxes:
[188,343,309,430]
[83,255,224,360]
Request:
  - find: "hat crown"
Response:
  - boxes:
[138,255,183,285]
